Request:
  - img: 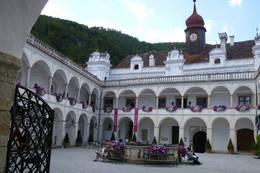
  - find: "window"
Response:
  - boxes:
[175,97,188,108]
[196,97,207,108]
[126,98,135,108]
[238,96,251,105]
[104,97,113,108]
[158,97,166,108]
[134,64,139,70]
[214,58,221,64]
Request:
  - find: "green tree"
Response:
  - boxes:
[132,133,136,142]
[111,132,115,141]
[152,136,157,144]
[179,138,184,146]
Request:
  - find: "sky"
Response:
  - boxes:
[41,0,260,44]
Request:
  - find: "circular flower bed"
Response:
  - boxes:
[122,106,132,112]
[189,105,204,112]
[142,106,153,112]
[165,106,178,112]
[213,105,227,112]
[235,105,251,112]
[109,141,125,152]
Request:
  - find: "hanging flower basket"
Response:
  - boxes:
[190,105,204,112]
[213,105,227,112]
[257,104,260,110]
[34,84,46,96]
[165,106,178,112]
[104,107,113,113]
[122,106,132,112]
[142,106,153,112]
[54,93,64,102]
[235,105,251,112]
[80,101,87,109]
[68,97,77,106]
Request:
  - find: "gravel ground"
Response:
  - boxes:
[50,147,260,173]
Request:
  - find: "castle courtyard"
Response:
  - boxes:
[50,148,260,173]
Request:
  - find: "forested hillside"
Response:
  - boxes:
[31,15,185,67]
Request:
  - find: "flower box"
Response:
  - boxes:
[189,105,204,112]
[34,84,46,96]
[213,105,227,112]
[235,105,251,112]
[165,106,178,112]
[54,93,64,102]
[142,106,153,112]
[122,106,132,112]
[92,106,98,112]
[68,97,77,106]
[148,144,168,154]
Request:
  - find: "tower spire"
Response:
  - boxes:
[193,0,197,14]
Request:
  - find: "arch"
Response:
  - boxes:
[79,83,90,104]
[89,116,98,142]
[158,88,182,108]
[91,88,99,107]
[18,52,31,85]
[138,117,155,143]
[118,90,136,109]
[210,86,231,108]
[118,89,136,98]
[235,118,255,151]
[102,117,114,141]
[212,118,230,151]
[65,111,77,146]
[138,88,157,97]
[118,117,133,141]
[233,85,254,94]
[184,87,208,108]
[138,89,157,109]
[103,91,116,108]
[52,69,67,95]
[159,117,179,144]
[52,108,63,146]
[78,114,88,145]
[184,117,207,149]
[214,58,221,64]
[68,76,80,99]
[29,60,51,90]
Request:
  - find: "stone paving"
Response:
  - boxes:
[50,147,260,173]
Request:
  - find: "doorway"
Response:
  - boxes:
[193,131,206,153]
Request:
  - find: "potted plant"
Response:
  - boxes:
[88,133,94,143]
[205,139,212,152]
[179,138,184,146]
[152,136,157,144]
[227,139,234,154]
[256,135,260,158]
[132,133,137,142]
[63,133,70,148]
[250,139,257,155]
[76,131,83,146]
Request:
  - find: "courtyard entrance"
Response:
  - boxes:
[193,131,206,153]
[237,129,254,151]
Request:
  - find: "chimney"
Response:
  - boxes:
[149,54,155,66]
[230,35,234,46]
[219,32,228,52]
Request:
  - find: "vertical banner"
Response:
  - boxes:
[113,108,118,132]
[134,108,139,132]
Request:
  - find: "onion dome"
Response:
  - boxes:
[185,0,205,30]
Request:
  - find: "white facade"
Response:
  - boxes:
[18,33,260,153]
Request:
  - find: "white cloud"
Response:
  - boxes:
[229,0,243,7]
[222,24,229,32]
[205,20,214,35]
[41,1,73,20]
[120,0,155,23]
[97,2,110,9]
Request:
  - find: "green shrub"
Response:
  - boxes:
[76,131,83,145]
[111,132,115,140]
[205,139,212,150]
[227,139,234,150]
[256,135,260,152]
[152,136,157,144]
[132,133,136,142]
[250,139,256,150]
[63,133,70,144]
[179,138,184,146]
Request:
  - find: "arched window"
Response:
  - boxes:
[214,58,221,64]
[134,64,139,70]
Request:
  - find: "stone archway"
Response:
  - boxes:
[212,118,230,151]
[118,117,133,141]
[102,118,113,141]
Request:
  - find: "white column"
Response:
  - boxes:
[207,95,211,109]
[254,94,257,108]
[88,94,92,106]
[230,94,233,108]
[135,97,139,108]
[65,83,68,99]
[207,127,212,144]
[230,128,236,151]
[26,67,31,87]
[73,122,78,146]
[181,96,184,109]
[156,97,159,110]
[48,76,53,94]
[154,126,159,143]
[115,97,119,108]
[77,89,80,102]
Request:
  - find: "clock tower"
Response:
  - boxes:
[185,0,206,55]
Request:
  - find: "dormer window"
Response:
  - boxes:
[134,64,139,70]
[214,58,221,64]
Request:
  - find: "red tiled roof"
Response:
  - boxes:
[114,40,255,69]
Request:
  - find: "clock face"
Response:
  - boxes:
[189,33,197,42]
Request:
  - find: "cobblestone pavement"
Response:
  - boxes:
[50,147,260,173]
